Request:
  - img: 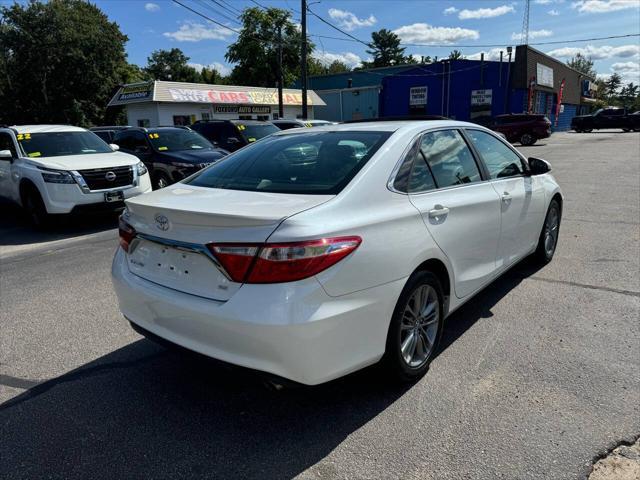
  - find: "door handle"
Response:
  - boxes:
[501,192,512,203]
[428,204,450,218]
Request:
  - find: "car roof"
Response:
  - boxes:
[272,119,482,136]
[11,125,87,134]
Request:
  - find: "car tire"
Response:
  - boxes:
[520,133,536,146]
[382,271,444,383]
[23,187,51,228]
[583,128,593,133]
[533,199,561,264]
[154,172,171,190]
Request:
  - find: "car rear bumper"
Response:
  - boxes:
[111,247,404,385]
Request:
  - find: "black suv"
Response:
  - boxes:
[191,120,280,152]
[113,126,228,189]
[89,126,131,144]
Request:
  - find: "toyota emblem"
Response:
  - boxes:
[105,171,117,182]
[155,214,170,231]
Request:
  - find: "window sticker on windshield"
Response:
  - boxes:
[237,125,246,131]
[158,146,168,151]
[16,133,31,141]
[148,133,159,139]
[248,137,256,142]
[27,151,41,157]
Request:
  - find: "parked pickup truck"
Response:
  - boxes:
[571,108,640,132]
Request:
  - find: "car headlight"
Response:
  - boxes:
[136,162,148,176]
[38,167,75,184]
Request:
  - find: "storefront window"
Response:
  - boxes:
[137,119,150,128]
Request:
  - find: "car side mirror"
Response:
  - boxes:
[528,157,551,175]
[227,137,240,144]
[0,149,12,160]
[110,143,120,151]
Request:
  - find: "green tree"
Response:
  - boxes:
[619,82,639,108]
[326,60,351,74]
[225,7,313,87]
[144,48,202,83]
[0,0,131,126]
[448,50,464,60]
[363,29,410,68]
[605,72,622,101]
[566,53,597,79]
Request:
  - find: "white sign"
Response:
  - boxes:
[471,89,493,106]
[409,86,428,106]
[536,63,554,88]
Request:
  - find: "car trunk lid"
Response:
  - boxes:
[123,184,333,301]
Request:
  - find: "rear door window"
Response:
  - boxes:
[420,130,481,188]
[466,129,525,179]
[187,131,391,195]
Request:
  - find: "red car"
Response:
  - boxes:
[489,114,552,146]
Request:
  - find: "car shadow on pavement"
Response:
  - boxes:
[0,260,544,480]
[0,198,119,247]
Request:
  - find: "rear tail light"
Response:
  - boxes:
[207,236,361,284]
[118,216,136,252]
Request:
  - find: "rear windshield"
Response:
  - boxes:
[186,130,392,194]
[235,123,280,143]
[17,131,113,158]
[147,129,213,152]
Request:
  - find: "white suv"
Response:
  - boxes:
[0,125,151,226]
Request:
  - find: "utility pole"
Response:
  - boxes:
[301,0,308,119]
[277,23,284,119]
[521,0,530,45]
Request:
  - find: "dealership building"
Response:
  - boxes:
[305,46,596,131]
[107,80,325,127]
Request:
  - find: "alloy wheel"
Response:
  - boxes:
[544,206,560,257]
[400,285,439,368]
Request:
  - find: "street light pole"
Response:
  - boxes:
[301,0,308,119]
[277,23,284,119]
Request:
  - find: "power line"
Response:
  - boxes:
[306,6,370,47]
[215,0,243,16]
[193,0,240,25]
[307,32,640,49]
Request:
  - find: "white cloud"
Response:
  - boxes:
[458,5,515,19]
[611,61,640,83]
[188,62,232,76]
[571,0,640,13]
[327,8,376,31]
[511,29,553,41]
[312,51,362,69]
[163,21,235,42]
[145,3,160,12]
[468,48,517,61]
[443,6,458,15]
[547,44,640,60]
[548,8,561,14]
[393,23,479,44]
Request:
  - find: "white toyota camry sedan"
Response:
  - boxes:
[112,120,562,385]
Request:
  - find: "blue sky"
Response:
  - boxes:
[86,1,640,83]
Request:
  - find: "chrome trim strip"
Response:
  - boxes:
[134,233,233,281]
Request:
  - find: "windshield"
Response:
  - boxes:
[186,130,392,195]
[236,123,280,143]
[148,129,213,152]
[18,132,113,158]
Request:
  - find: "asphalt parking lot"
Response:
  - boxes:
[1,130,639,479]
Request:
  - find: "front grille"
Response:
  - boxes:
[78,166,133,190]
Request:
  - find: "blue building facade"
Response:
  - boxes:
[305,47,595,131]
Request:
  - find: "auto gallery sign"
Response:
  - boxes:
[169,88,312,105]
[214,105,272,114]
